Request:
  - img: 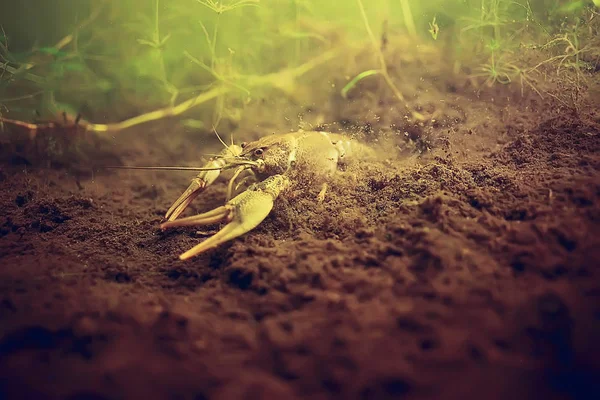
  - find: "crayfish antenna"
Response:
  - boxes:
[212,126,230,151]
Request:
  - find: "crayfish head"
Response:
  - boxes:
[240,133,298,176]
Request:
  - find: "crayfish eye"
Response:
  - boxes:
[254,148,264,157]
[241,142,248,148]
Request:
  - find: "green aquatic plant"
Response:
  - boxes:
[354,0,424,121]
[82,47,341,133]
[0,3,113,120]
[192,0,260,128]
[1,0,597,137]
[340,69,380,99]
[452,0,598,104]
[0,1,276,128]
[428,16,440,40]
[136,0,178,106]
[473,54,514,86]
[399,0,418,39]
[128,0,257,128]
[195,0,259,14]
[529,21,598,108]
[471,50,543,98]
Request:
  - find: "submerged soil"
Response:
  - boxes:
[1,41,600,400]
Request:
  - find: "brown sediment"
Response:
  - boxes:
[1,41,599,399]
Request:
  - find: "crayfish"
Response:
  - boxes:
[159,130,376,260]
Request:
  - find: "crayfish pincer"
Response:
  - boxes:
[161,130,376,260]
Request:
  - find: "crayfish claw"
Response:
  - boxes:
[164,144,243,222]
[164,178,206,221]
[161,205,231,230]
[162,175,290,260]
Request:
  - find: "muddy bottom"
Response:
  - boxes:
[1,59,600,399]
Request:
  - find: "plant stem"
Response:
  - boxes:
[86,85,231,133]
[355,0,424,121]
[154,0,176,104]
[399,0,417,39]
[2,64,46,85]
[85,48,341,133]
[211,13,220,71]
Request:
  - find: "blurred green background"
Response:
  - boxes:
[0,0,597,129]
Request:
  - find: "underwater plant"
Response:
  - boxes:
[0,0,597,151]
